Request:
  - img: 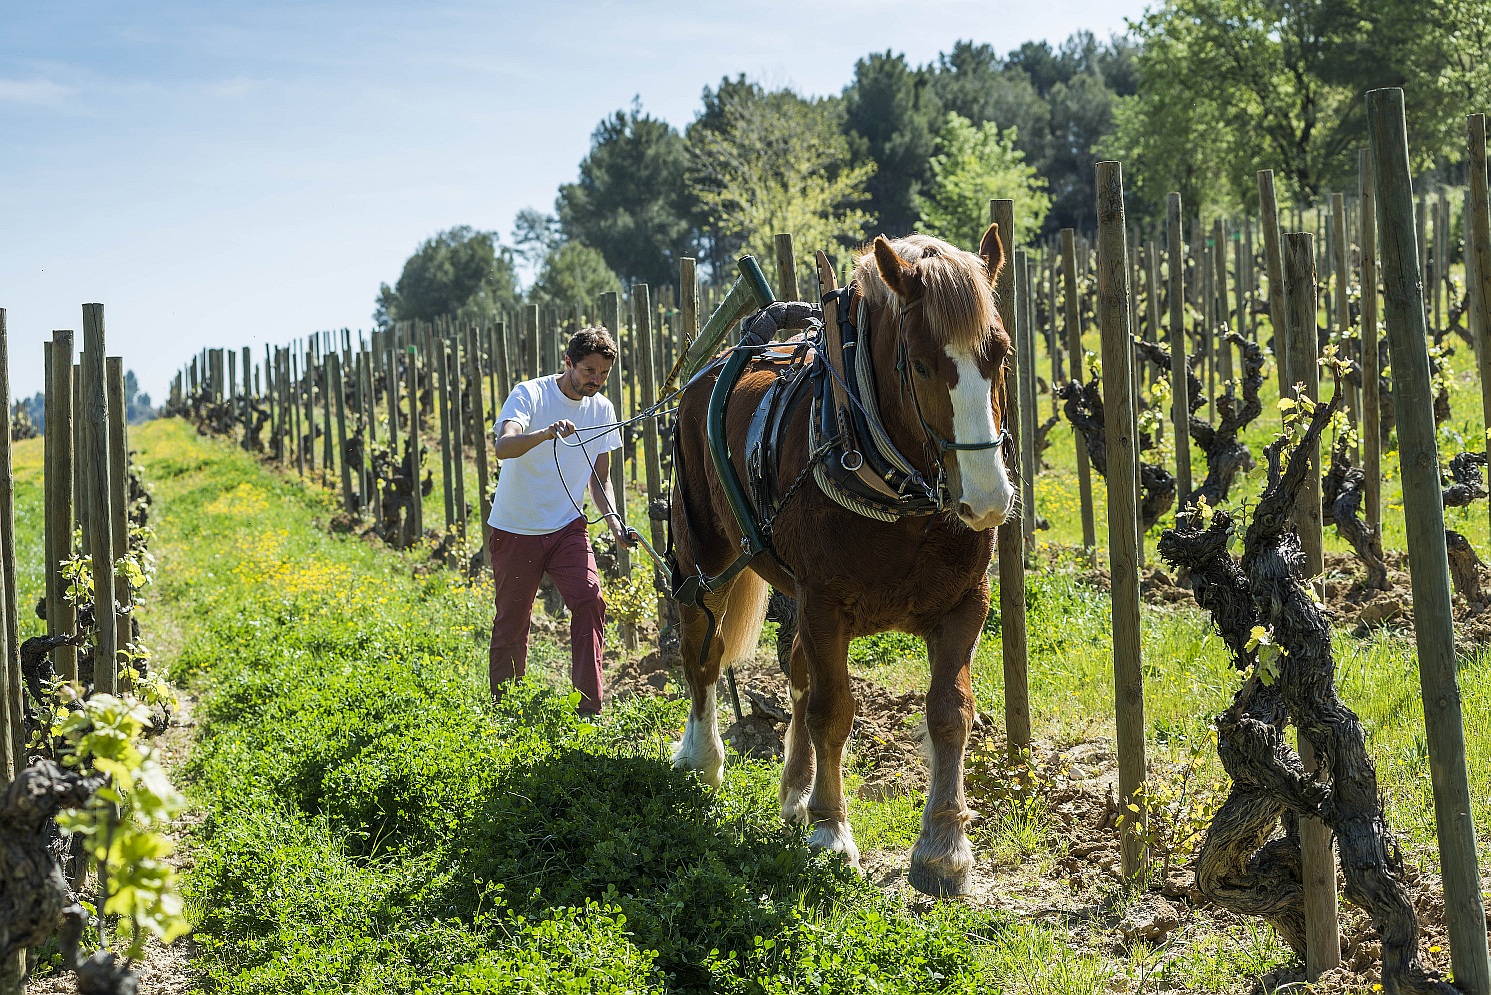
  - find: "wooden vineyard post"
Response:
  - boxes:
[1214,218,1232,385]
[634,284,667,617]
[466,325,492,563]
[1258,170,1291,403]
[406,342,424,542]
[1014,249,1038,551]
[524,305,539,385]
[493,319,512,403]
[1469,114,1491,547]
[329,352,354,513]
[1359,150,1383,538]
[0,310,19,781]
[1166,196,1192,508]
[321,352,334,485]
[600,291,635,650]
[1370,88,1491,995]
[435,329,455,532]
[1061,227,1098,563]
[302,350,315,476]
[1332,192,1358,454]
[1095,162,1147,878]
[386,327,400,456]
[774,233,799,300]
[106,358,133,689]
[991,200,1031,759]
[448,337,468,544]
[81,305,118,696]
[48,331,78,682]
[1282,232,1342,980]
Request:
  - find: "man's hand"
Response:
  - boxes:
[545,419,578,441]
[605,514,631,549]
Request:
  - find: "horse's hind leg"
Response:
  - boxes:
[672,571,769,788]
[908,584,987,897]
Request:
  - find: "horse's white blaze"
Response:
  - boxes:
[948,351,1016,528]
[671,685,725,787]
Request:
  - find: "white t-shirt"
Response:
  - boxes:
[488,375,623,535]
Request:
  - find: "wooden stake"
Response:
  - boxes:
[600,291,635,650]
[1061,228,1098,562]
[48,332,78,682]
[466,325,492,561]
[1014,250,1039,551]
[774,234,798,300]
[329,352,354,512]
[0,310,19,782]
[634,285,666,613]
[1369,87,1491,995]
[80,306,117,696]
[1469,114,1491,551]
[435,329,455,531]
[1095,162,1147,878]
[1258,171,1291,401]
[1360,150,1383,540]
[1283,231,1342,980]
[448,337,468,543]
[406,342,424,541]
[1332,192,1357,455]
[1166,196,1193,507]
[106,358,132,689]
[992,200,1031,759]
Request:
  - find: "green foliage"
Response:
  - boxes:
[842,52,942,238]
[916,113,1050,250]
[51,692,190,959]
[378,226,520,328]
[687,83,874,273]
[528,241,622,310]
[135,419,1002,993]
[557,104,693,288]
[846,631,923,671]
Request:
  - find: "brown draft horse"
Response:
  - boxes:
[669,227,1015,896]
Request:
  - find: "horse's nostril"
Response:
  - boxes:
[959,503,974,520]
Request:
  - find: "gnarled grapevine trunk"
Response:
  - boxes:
[1158,379,1455,995]
[1322,437,1388,591]
[1055,377,1176,532]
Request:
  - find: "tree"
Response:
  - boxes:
[556,103,693,287]
[916,113,1050,250]
[687,84,874,280]
[842,52,942,238]
[1044,73,1119,232]
[932,42,1051,172]
[377,226,520,328]
[511,209,563,270]
[528,242,622,310]
[1122,0,1456,206]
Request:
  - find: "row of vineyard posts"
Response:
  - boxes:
[1,305,163,994]
[170,89,1490,995]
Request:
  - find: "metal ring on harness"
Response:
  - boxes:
[840,449,864,471]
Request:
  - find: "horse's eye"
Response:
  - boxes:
[912,360,931,378]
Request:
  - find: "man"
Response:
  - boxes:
[488,326,628,714]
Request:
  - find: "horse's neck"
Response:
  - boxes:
[867,307,933,476]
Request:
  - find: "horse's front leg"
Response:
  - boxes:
[778,627,813,825]
[799,595,860,869]
[908,583,987,896]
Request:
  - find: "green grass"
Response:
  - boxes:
[128,418,1038,993]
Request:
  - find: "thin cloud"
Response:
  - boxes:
[0,77,77,107]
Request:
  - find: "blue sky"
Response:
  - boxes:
[1,1,1145,400]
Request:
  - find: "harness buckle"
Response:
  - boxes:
[840,449,864,471]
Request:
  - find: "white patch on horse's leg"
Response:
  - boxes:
[908,714,975,896]
[671,684,725,787]
[949,352,1016,528]
[779,717,812,824]
[809,820,862,870]
[806,735,860,870]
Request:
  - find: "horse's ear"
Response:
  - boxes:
[979,223,1005,285]
[873,236,919,300]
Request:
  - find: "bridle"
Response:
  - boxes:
[892,297,1012,495]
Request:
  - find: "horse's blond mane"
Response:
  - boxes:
[852,233,998,354]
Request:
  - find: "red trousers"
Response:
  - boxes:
[488,517,606,713]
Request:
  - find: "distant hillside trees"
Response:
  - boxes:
[375,226,520,329]
[916,114,1050,250]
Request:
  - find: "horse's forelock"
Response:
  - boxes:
[855,234,1000,356]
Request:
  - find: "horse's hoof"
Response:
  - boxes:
[671,750,724,788]
[779,788,811,826]
[907,859,972,897]
[809,822,861,870]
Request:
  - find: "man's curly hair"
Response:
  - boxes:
[566,326,618,365]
